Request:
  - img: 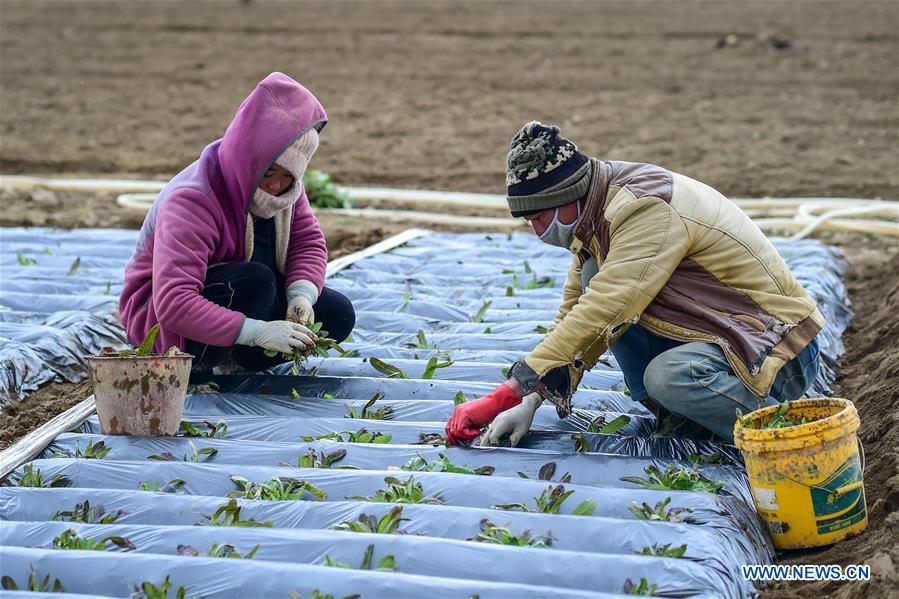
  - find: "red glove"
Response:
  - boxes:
[446,383,522,446]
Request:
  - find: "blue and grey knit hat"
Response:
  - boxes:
[506,121,591,218]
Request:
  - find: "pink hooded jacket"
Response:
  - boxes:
[119,73,329,353]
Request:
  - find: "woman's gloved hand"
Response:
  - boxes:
[286,296,315,326]
[286,280,318,326]
[479,393,542,447]
[236,318,316,354]
[445,383,522,446]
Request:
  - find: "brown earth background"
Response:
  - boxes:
[1,1,898,597]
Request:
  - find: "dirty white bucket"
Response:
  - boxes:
[86,354,192,436]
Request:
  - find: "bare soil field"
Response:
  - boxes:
[1,1,897,596]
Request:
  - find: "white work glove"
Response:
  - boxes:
[235,318,316,354]
[479,393,542,447]
[286,280,318,326]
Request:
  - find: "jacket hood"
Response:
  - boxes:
[218,72,327,219]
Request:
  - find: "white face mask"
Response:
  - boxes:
[539,202,581,248]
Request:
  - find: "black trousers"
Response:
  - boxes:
[185,261,355,371]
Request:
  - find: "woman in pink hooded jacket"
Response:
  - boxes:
[119,72,354,371]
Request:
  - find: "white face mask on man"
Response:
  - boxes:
[538,201,582,248]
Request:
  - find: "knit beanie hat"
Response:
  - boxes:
[275,127,320,180]
[249,128,320,219]
[506,121,591,218]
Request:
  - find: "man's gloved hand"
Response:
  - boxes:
[285,280,318,326]
[479,393,542,447]
[445,383,522,446]
[236,318,316,354]
[286,296,315,326]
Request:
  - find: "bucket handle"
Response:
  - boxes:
[767,435,865,500]
[827,437,868,500]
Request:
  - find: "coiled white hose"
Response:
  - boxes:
[2,174,897,238]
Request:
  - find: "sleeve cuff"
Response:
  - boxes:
[509,360,541,393]
[235,317,263,346]
[286,279,319,305]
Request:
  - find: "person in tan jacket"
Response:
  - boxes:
[446,121,822,446]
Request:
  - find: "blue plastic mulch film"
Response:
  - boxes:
[1,228,136,403]
[1,229,854,598]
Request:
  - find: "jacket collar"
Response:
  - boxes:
[570,158,611,253]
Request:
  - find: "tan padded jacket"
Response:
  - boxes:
[512,158,824,403]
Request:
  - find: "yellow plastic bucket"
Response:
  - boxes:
[733,398,867,550]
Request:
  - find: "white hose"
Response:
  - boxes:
[2,174,897,237]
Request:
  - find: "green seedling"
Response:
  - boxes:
[302,169,352,209]
[571,432,590,453]
[536,461,572,483]
[623,577,659,596]
[53,500,124,524]
[301,428,392,444]
[416,432,448,446]
[324,543,396,571]
[740,400,814,429]
[687,452,729,465]
[351,475,444,505]
[177,542,259,559]
[400,453,494,476]
[345,393,393,420]
[130,323,161,357]
[1,565,64,592]
[368,357,409,379]
[333,506,409,534]
[52,439,110,459]
[131,575,191,599]
[66,256,81,276]
[106,324,181,358]
[410,329,435,350]
[44,246,52,255]
[104,281,112,295]
[493,484,596,516]
[51,527,135,551]
[263,322,346,372]
[620,464,725,494]
[522,274,555,290]
[179,419,228,438]
[628,497,694,523]
[453,391,467,405]
[421,356,453,380]
[147,442,218,463]
[296,448,347,469]
[229,475,327,501]
[16,251,38,266]
[198,499,272,528]
[473,519,554,548]
[8,464,70,488]
[138,479,186,493]
[503,264,554,290]
[586,414,631,434]
[339,348,360,358]
[471,300,492,323]
[534,325,548,334]
[637,543,688,558]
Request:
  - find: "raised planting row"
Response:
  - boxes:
[1,232,854,597]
